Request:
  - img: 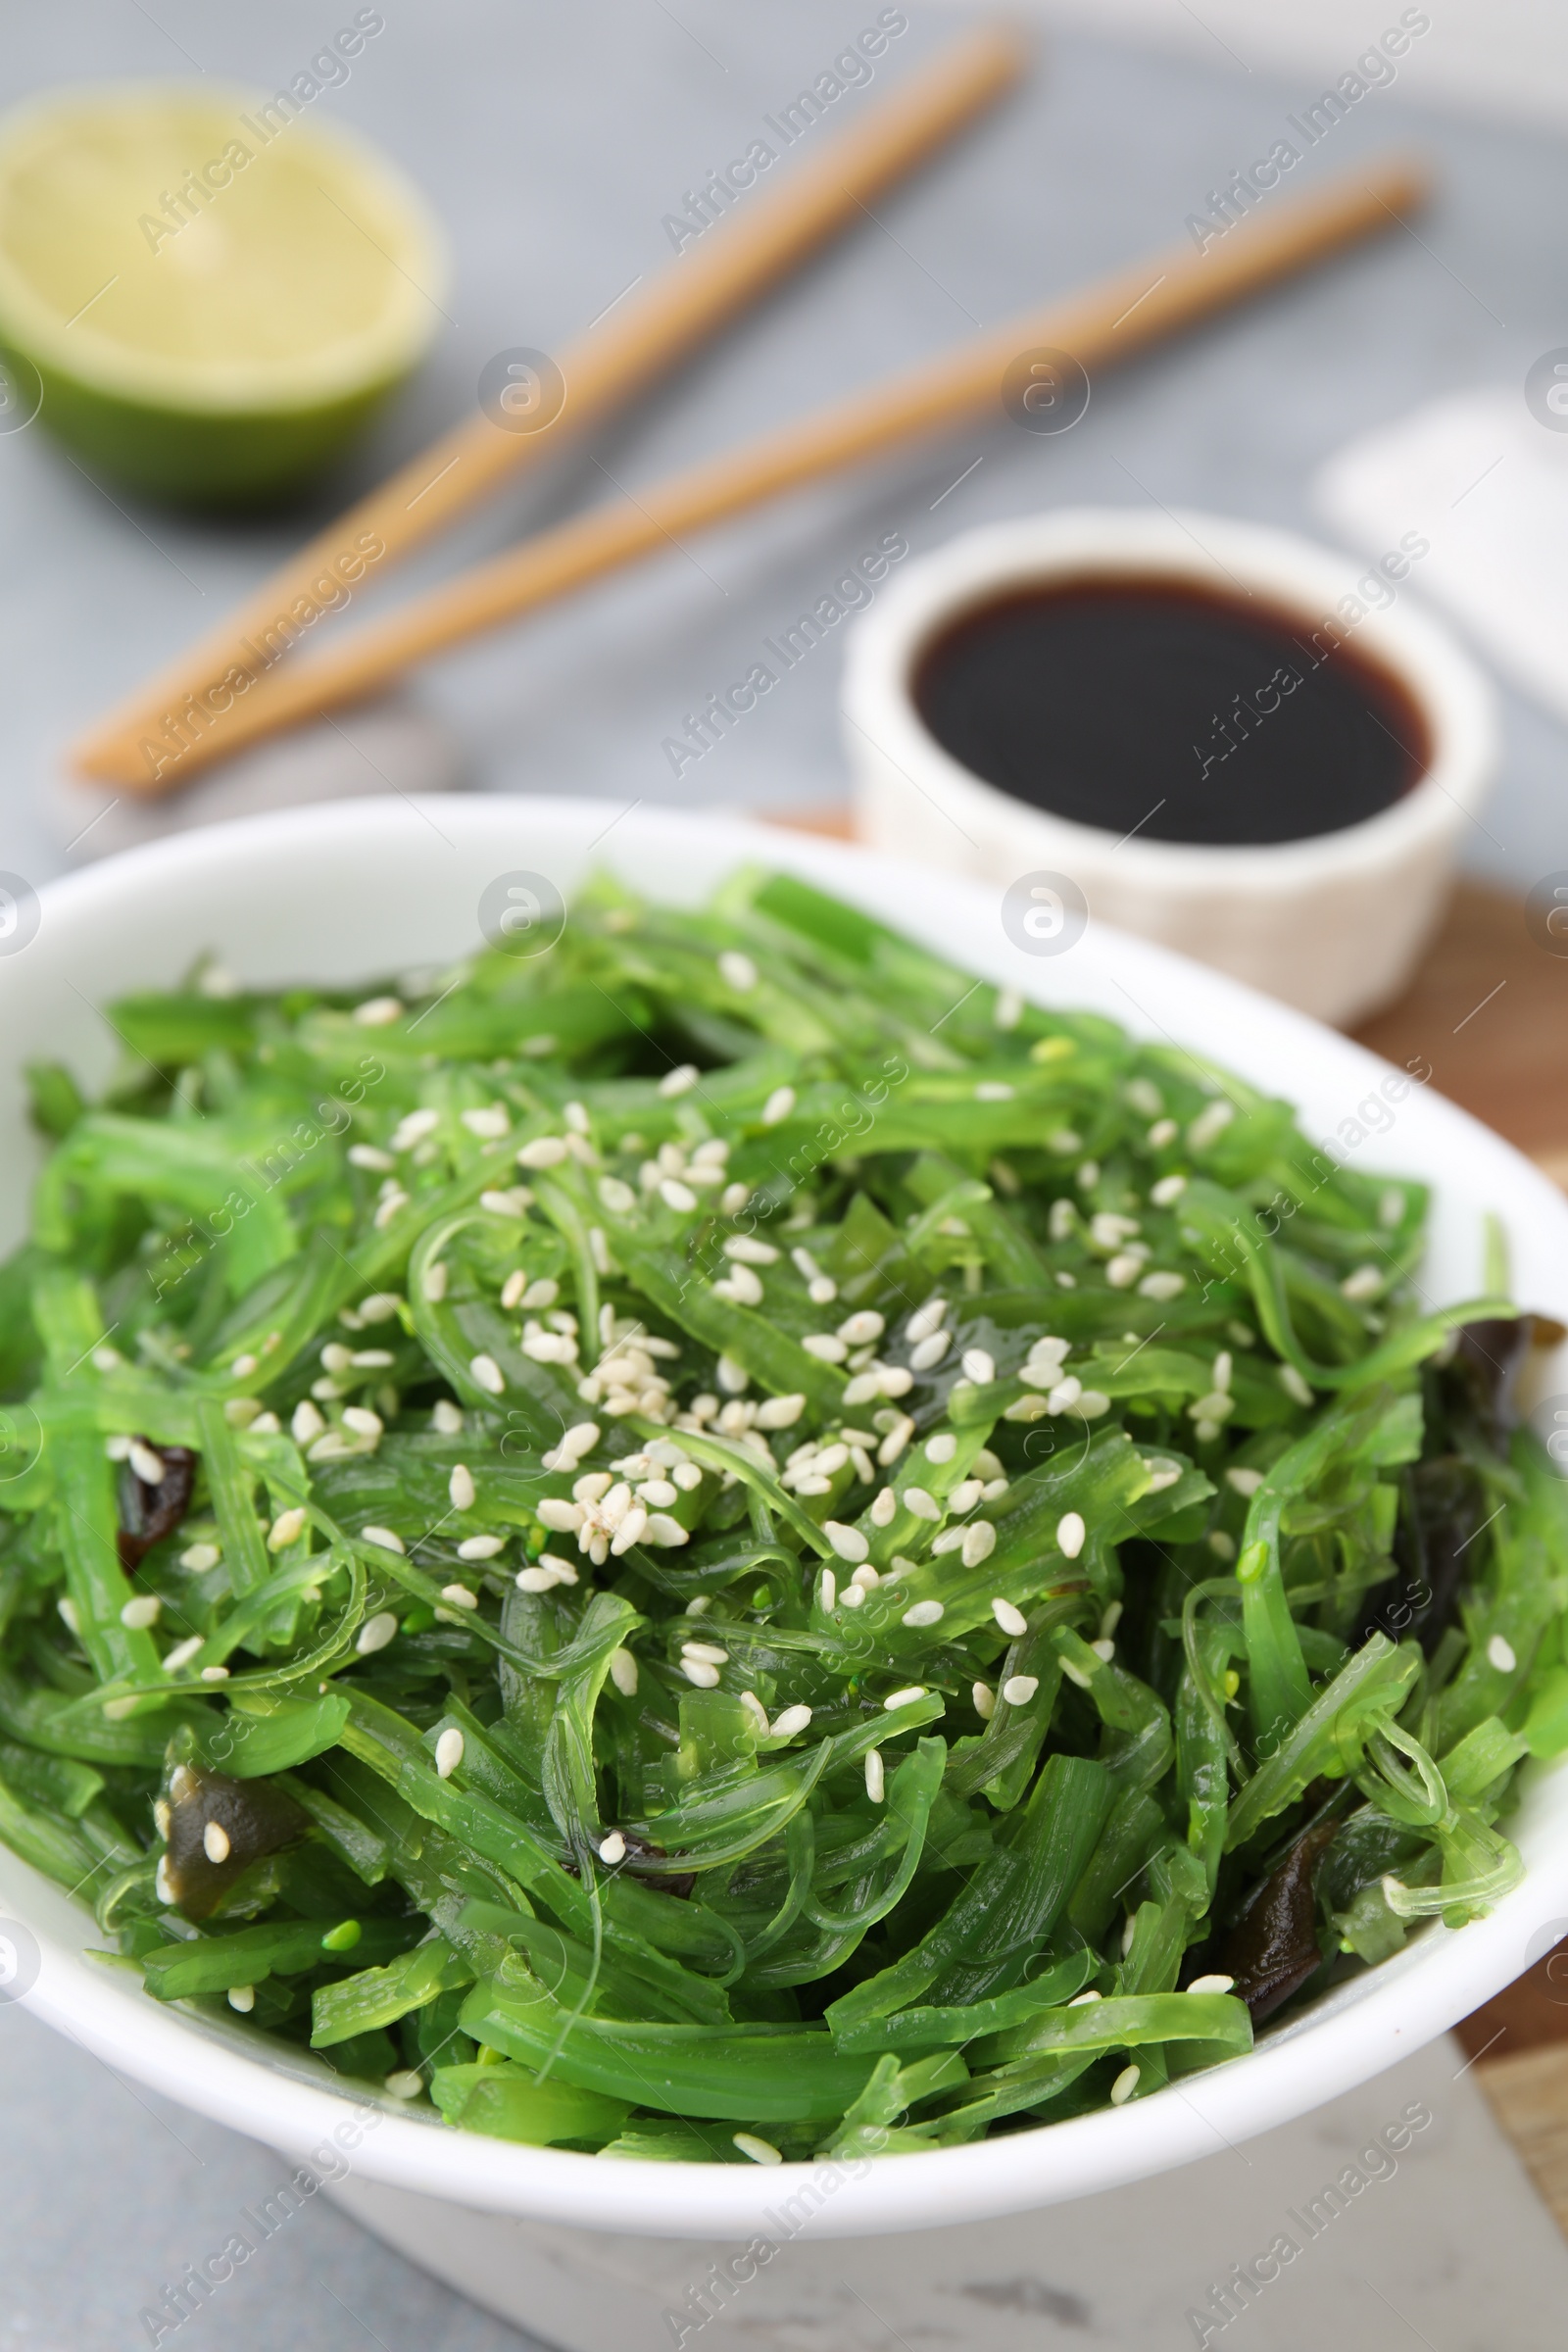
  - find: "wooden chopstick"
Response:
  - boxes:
[72,23,1030,790]
[102,153,1430,790]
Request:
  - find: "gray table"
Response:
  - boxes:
[4,4,1568,2345]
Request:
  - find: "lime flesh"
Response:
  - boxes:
[0,86,446,506]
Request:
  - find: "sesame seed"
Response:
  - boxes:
[837,1310,885,1347]
[972,1680,996,1720]
[1138,1270,1186,1300]
[1056,1512,1086,1560]
[435,1729,466,1779]
[385,2070,424,2099]
[357,1612,399,1656]
[1109,2065,1141,2106]
[883,1686,927,1711]
[718,950,758,992]
[598,1830,627,1865]
[1225,1466,1264,1496]
[733,2132,783,2167]
[179,1543,220,1574]
[869,1487,897,1526]
[433,1399,464,1435]
[353,997,404,1027]
[681,1642,729,1666]
[817,1567,839,1613]
[269,1507,307,1551]
[1068,1989,1102,2007]
[227,1985,256,2013]
[770,1704,812,1740]
[924,1433,957,1464]
[128,1441,166,1487]
[864,1749,886,1803]
[468,1353,506,1396]
[680,1657,721,1688]
[203,1822,231,1864]
[609,1648,639,1696]
[961,1348,996,1385]
[1488,1634,1517,1673]
[458,1535,506,1561]
[1150,1173,1187,1206]
[755,1393,806,1430]
[163,1636,204,1673]
[450,1465,476,1511]
[904,1488,941,1522]
[761,1086,796,1125]
[600,1177,637,1214]
[439,1585,478,1611]
[877,1415,914,1466]
[1002,1674,1039,1706]
[903,1600,944,1629]
[659,1064,700,1099]
[120,1595,161,1631]
[392,1108,440,1151]
[349,1144,396,1172]
[516,1136,568,1169]
[992,1597,1027,1638]
[961,1523,997,1568]
[725,1236,779,1266]
[1187,1974,1236,1995]
[824,1522,869,1565]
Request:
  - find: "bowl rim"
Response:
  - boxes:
[0,791,1564,2242]
[842,506,1497,889]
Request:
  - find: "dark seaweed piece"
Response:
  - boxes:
[619,1830,697,1901]
[1352,1456,1482,1657]
[117,1441,197,1572]
[1452,1315,1536,1444]
[162,1760,308,1921]
[1220,1820,1339,2023]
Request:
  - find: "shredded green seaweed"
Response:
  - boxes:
[1,863,1563,2162]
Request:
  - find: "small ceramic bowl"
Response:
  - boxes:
[843,508,1498,1027]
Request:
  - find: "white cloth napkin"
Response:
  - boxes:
[1315,384,1568,724]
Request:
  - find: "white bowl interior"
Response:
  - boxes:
[0,794,1564,2241]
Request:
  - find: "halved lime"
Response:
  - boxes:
[0,84,447,506]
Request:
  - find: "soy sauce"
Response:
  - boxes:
[912,577,1429,846]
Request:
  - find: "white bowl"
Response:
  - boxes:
[1,796,1564,2267]
[843,508,1498,1028]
